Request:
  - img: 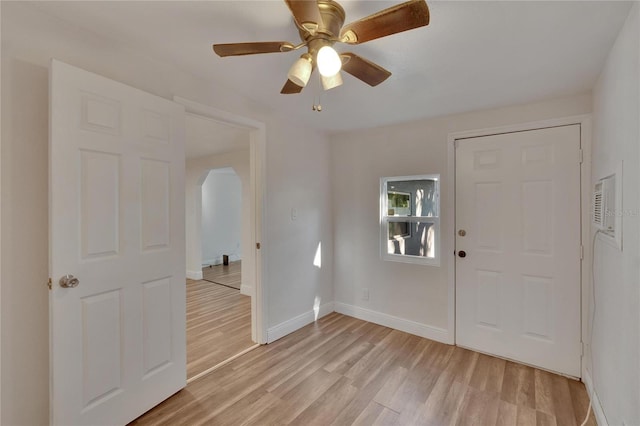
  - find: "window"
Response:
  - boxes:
[380,175,440,266]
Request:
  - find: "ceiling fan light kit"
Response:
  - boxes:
[212,0,430,98]
[321,72,343,91]
[317,45,342,77]
[287,54,313,87]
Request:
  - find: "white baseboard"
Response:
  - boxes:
[203,254,242,266]
[240,284,253,296]
[582,369,608,426]
[267,302,335,343]
[334,302,450,344]
[186,270,203,280]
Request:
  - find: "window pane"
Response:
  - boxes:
[386,179,437,217]
[387,191,411,216]
[386,221,436,258]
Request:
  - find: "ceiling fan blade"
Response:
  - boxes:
[281,79,305,94]
[213,41,295,57]
[284,0,323,31]
[340,0,430,45]
[341,53,392,87]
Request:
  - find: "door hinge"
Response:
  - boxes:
[580,245,584,260]
[256,242,261,250]
[47,278,52,290]
[579,149,584,164]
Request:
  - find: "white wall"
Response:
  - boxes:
[331,94,592,340]
[1,51,50,426]
[201,168,243,266]
[186,151,251,295]
[589,4,640,426]
[0,3,334,425]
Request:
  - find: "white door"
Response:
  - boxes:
[455,125,582,377]
[50,60,186,425]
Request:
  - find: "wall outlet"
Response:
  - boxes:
[362,288,369,301]
[291,207,298,221]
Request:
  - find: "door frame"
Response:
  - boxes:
[446,115,592,371]
[174,96,267,345]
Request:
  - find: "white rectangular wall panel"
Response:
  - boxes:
[522,180,553,255]
[143,109,170,143]
[81,92,121,136]
[142,277,173,377]
[81,290,122,407]
[475,182,502,251]
[81,150,120,259]
[475,270,501,329]
[140,159,170,251]
[522,275,553,341]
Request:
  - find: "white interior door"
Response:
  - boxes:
[49,60,186,425]
[455,125,582,377]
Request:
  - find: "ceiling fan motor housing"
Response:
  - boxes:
[298,0,346,57]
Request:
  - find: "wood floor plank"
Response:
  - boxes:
[516,405,538,426]
[186,279,252,378]
[202,261,241,289]
[536,410,558,426]
[372,365,409,407]
[289,376,359,425]
[469,353,506,394]
[348,400,386,426]
[252,368,343,425]
[444,347,480,385]
[501,361,537,410]
[373,407,400,425]
[408,371,467,426]
[455,385,501,426]
[496,400,519,426]
[131,314,595,426]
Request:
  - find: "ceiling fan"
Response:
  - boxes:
[212,0,430,94]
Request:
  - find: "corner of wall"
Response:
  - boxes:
[266,302,334,343]
[582,367,610,426]
[186,270,203,280]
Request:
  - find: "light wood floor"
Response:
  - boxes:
[133,312,595,426]
[202,261,242,290]
[186,279,252,379]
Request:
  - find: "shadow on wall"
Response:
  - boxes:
[1,58,51,425]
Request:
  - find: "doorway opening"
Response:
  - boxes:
[201,167,243,291]
[180,98,265,381]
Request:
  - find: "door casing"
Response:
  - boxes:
[174,96,267,345]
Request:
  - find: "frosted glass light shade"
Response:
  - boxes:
[321,72,343,91]
[317,46,342,77]
[287,56,312,87]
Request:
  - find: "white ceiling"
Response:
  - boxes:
[30,1,632,133]
[185,114,250,160]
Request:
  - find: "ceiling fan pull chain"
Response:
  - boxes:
[312,73,323,112]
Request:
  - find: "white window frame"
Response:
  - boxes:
[380,174,440,266]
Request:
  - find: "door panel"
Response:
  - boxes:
[455,125,581,377]
[50,59,186,425]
